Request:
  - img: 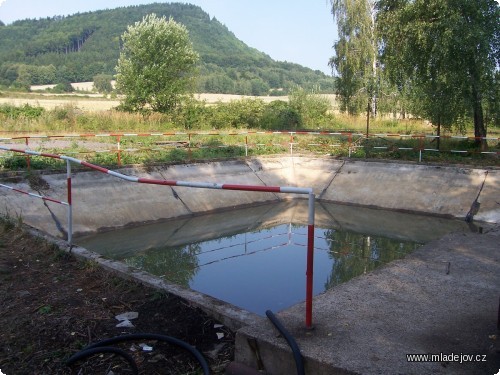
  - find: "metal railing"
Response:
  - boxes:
[1,131,498,169]
[0,145,317,328]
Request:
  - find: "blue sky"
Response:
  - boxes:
[0,0,337,74]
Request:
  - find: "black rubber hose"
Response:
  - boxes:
[66,333,210,375]
[66,346,139,375]
[265,310,305,375]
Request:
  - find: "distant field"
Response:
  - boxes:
[0,93,338,112]
[31,82,98,92]
[0,97,120,112]
[2,82,336,112]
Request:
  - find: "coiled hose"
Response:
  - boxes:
[67,316,304,375]
[66,333,210,375]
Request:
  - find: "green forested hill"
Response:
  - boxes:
[0,2,335,95]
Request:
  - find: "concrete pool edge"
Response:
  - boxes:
[1,157,499,239]
[3,156,500,374]
[26,227,264,332]
[25,220,500,375]
[235,228,500,375]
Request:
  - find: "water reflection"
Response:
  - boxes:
[322,230,418,289]
[124,244,200,287]
[77,201,469,315]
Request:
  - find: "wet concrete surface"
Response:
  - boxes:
[236,228,500,375]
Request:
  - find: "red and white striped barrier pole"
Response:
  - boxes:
[306,192,315,328]
[0,145,316,328]
[0,181,71,244]
[0,183,69,206]
[66,159,73,245]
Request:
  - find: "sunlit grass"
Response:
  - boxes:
[0,99,498,170]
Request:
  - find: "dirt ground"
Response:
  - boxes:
[0,221,234,374]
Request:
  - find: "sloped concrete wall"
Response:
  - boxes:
[0,157,497,239]
[322,161,491,218]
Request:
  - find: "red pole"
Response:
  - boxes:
[188,133,192,161]
[116,135,121,166]
[305,192,315,329]
[348,133,352,158]
[25,137,31,170]
[66,160,73,245]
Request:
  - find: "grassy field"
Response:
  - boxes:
[0,90,497,169]
[0,89,419,134]
[4,91,338,111]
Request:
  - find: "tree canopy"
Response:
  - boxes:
[116,14,199,113]
[377,0,500,147]
[330,0,499,145]
[329,0,378,115]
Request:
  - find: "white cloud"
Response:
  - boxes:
[0,0,6,6]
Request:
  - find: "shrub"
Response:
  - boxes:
[52,81,74,93]
[207,99,265,129]
[173,97,208,129]
[93,74,114,94]
[288,86,331,128]
[0,104,44,119]
[260,101,301,130]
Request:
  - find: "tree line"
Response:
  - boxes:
[329,0,499,148]
[0,3,335,95]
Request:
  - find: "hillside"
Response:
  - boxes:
[0,2,335,95]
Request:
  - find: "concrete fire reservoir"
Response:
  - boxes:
[0,156,498,374]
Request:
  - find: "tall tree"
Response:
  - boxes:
[116,14,199,113]
[329,0,378,116]
[377,0,500,149]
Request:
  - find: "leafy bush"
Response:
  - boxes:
[48,105,77,125]
[288,87,332,128]
[51,81,74,93]
[0,104,44,119]
[206,99,265,129]
[173,97,209,129]
[169,95,331,130]
[93,74,114,93]
[260,101,300,130]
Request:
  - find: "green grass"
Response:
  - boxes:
[0,101,498,170]
[1,131,498,171]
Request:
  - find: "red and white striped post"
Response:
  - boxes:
[66,159,73,245]
[305,192,315,328]
[25,137,31,170]
[116,135,122,166]
[0,145,317,328]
